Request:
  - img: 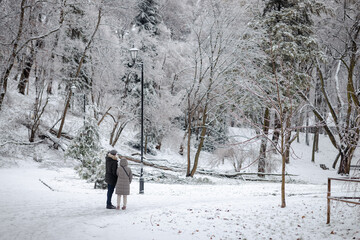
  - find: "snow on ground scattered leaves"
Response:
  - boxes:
[0,166,359,240]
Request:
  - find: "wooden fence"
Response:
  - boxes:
[327,177,360,224]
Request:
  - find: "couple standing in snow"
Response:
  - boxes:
[105,149,133,210]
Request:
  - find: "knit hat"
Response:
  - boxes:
[109,149,117,155]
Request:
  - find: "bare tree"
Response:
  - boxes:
[0,0,63,110]
[29,83,48,142]
[183,0,242,177]
[0,0,27,110]
[57,6,102,138]
[300,0,360,174]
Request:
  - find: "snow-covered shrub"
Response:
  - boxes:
[264,152,281,173]
[65,118,106,188]
[212,145,257,172]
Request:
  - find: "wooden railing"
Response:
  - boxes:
[327,177,360,224]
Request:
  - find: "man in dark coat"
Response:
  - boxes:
[105,149,118,209]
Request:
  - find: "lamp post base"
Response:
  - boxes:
[139,177,144,194]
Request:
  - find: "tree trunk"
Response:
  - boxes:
[97,107,111,126]
[109,121,119,146]
[285,114,291,164]
[57,90,72,138]
[281,151,286,208]
[29,67,48,142]
[57,8,101,138]
[272,111,280,153]
[258,107,270,177]
[29,89,48,142]
[311,130,319,163]
[186,98,192,176]
[296,128,300,143]
[305,110,310,146]
[18,47,35,95]
[46,81,53,95]
[0,0,26,111]
[280,115,286,208]
[179,130,187,156]
[338,146,356,174]
[285,136,290,164]
[112,121,127,147]
[338,151,349,174]
[332,152,341,169]
[156,142,161,150]
[190,104,208,177]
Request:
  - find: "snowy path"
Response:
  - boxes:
[0,167,359,240]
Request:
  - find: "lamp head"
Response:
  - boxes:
[129,47,139,62]
[71,84,77,92]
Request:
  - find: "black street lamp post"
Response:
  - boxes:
[129,47,144,194]
[83,94,86,123]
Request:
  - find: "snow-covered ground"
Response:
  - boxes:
[1,108,360,240]
[0,154,359,240]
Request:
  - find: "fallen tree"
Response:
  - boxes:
[118,155,298,180]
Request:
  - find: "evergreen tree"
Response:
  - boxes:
[134,0,162,35]
[262,0,322,90]
[65,118,105,188]
[260,0,325,160]
[61,3,90,86]
[125,0,172,153]
[257,0,326,208]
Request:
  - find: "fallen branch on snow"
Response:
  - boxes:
[119,155,183,172]
[39,179,55,191]
[118,155,298,179]
[0,140,43,147]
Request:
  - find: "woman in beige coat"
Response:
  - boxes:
[115,158,133,210]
